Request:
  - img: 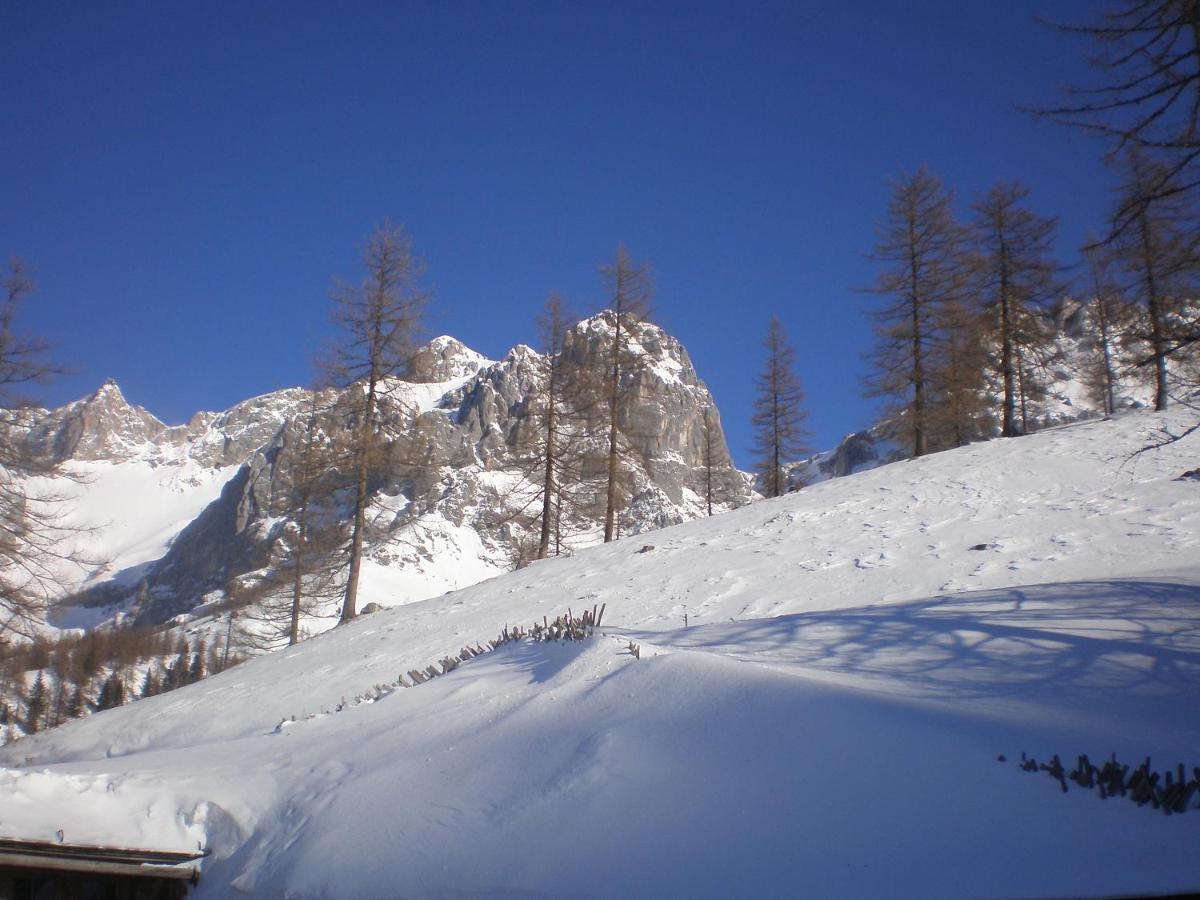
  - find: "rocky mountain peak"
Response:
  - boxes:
[34,379,168,462]
[407,336,491,383]
[95,377,124,397]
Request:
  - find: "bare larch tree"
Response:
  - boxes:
[0,259,90,638]
[1082,236,1129,416]
[971,181,1061,437]
[239,391,343,647]
[327,223,427,624]
[1033,0,1200,225]
[1034,1,1200,368]
[701,404,729,516]
[599,245,653,543]
[1109,151,1197,409]
[534,294,573,559]
[864,167,968,457]
[751,316,810,498]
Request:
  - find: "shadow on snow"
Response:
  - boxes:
[629,579,1200,703]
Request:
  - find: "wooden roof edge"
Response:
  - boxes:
[0,836,209,871]
[0,849,200,880]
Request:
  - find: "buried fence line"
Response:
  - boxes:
[276,605,608,730]
[1013,751,1200,816]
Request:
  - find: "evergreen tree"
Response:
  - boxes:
[141,665,161,699]
[64,685,84,719]
[170,640,190,689]
[96,671,127,710]
[188,639,206,683]
[23,671,46,733]
[751,317,810,498]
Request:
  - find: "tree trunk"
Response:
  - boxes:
[993,211,1020,438]
[908,229,928,458]
[1096,295,1116,415]
[341,381,377,624]
[537,359,558,559]
[703,411,714,516]
[1136,205,1170,411]
[603,313,624,542]
[289,509,306,645]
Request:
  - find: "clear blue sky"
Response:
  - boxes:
[1,1,1105,466]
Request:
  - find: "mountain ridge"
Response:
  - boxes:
[24,314,752,635]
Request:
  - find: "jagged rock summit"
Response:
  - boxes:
[407,335,491,383]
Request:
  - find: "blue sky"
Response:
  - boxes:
[1,1,1105,466]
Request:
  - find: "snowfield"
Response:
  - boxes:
[2,409,1199,898]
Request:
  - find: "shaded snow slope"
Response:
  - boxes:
[29,459,241,627]
[2,409,1199,898]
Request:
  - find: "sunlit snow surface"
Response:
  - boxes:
[3,409,1199,898]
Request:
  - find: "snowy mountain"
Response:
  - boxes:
[2,406,1197,897]
[23,314,751,635]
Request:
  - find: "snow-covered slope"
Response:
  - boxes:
[2,409,1199,898]
[788,296,1189,489]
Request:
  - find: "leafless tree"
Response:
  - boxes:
[863,168,969,457]
[701,404,728,515]
[326,223,427,624]
[236,393,344,647]
[532,294,578,559]
[599,245,653,542]
[928,295,990,448]
[752,316,810,498]
[1031,0,1200,229]
[1082,236,1135,415]
[0,259,94,638]
[971,181,1062,436]
[1106,151,1199,409]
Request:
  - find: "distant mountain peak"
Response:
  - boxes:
[408,335,492,383]
[90,378,129,404]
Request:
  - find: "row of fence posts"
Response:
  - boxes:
[288,606,611,725]
[1017,751,1200,815]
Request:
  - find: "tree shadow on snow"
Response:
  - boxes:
[640,580,1200,704]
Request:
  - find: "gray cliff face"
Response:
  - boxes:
[35,380,167,462]
[558,313,746,510]
[44,316,751,625]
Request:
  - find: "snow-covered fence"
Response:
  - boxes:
[1015,751,1200,815]
[277,606,608,729]
[491,605,606,648]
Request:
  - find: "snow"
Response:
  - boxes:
[27,458,241,625]
[358,513,506,606]
[2,408,1199,897]
[377,372,483,414]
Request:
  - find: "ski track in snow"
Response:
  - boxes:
[2,409,1199,898]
